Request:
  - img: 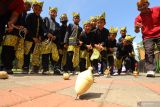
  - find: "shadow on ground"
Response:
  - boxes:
[79,92,103,100]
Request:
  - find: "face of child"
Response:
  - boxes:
[109,33,116,41]
[33,5,42,16]
[120,30,126,37]
[97,19,105,30]
[50,10,57,19]
[73,17,80,25]
[24,3,31,12]
[90,19,97,28]
[84,23,91,33]
[122,39,130,46]
[60,17,68,25]
[60,17,68,22]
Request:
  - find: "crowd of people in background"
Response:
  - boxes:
[0,0,159,77]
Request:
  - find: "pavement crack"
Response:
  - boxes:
[98,80,114,107]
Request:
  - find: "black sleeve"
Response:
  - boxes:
[80,32,87,49]
[90,31,95,47]
[112,39,117,48]
[39,18,44,39]
[64,24,71,44]
[116,43,122,59]
[25,14,34,40]
[129,44,134,53]
[55,23,61,47]
[92,29,97,46]
[104,29,109,47]
[43,17,50,35]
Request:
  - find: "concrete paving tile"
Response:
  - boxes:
[0,90,27,107]
[12,93,73,107]
[58,99,101,107]
[12,93,125,107]
[138,82,160,94]
[6,87,49,100]
[32,79,75,92]
[105,82,160,107]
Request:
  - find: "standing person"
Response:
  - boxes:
[15,1,32,73]
[91,12,109,75]
[134,0,160,77]
[106,27,118,75]
[41,7,60,75]
[0,0,24,44]
[116,35,135,75]
[59,13,68,71]
[23,1,44,74]
[118,27,136,72]
[90,16,97,31]
[79,20,93,72]
[118,27,127,43]
[1,1,31,74]
[63,12,82,74]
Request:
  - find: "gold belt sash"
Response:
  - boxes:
[3,35,18,47]
[90,48,100,61]
[115,58,123,69]
[86,52,91,68]
[15,37,25,68]
[67,45,75,52]
[80,50,87,59]
[80,50,91,68]
[72,46,80,68]
[69,37,76,41]
[51,43,59,62]
[61,49,67,66]
[32,43,41,66]
[41,40,52,54]
[24,41,33,55]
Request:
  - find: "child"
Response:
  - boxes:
[107,27,118,75]
[63,12,82,74]
[92,12,109,74]
[42,7,60,75]
[90,16,97,31]
[118,27,127,43]
[59,13,68,71]
[1,1,32,74]
[23,1,44,73]
[116,35,135,75]
[79,20,94,72]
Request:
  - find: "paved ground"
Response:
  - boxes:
[0,73,160,107]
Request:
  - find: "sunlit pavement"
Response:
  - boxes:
[0,73,160,107]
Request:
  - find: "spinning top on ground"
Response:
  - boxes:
[104,67,111,77]
[133,71,139,77]
[0,71,8,79]
[133,63,139,77]
[75,67,94,99]
[63,72,70,80]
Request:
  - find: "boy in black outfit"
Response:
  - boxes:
[1,1,31,74]
[116,35,135,75]
[63,12,82,74]
[23,1,44,73]
[79,20,94,72]
[106,27,118,75]
[58,13,68,71]
[42,7,60,75]
[92,12,109,74]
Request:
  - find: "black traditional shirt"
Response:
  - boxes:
[79,31,94,50]
[25,13,44,41]
[64,23,82,45]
